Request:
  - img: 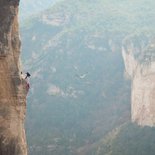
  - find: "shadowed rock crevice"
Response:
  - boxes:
[0,136,21,155]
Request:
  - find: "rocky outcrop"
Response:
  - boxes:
[122,35,155,126]
[0,0,27,155]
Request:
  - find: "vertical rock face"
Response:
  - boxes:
[0,0,27,155]
[122,35,155,126]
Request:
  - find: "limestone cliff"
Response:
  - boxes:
[0,0,27,155]
[122,35,155,126]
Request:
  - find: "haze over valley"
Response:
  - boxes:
[19,1,155,155]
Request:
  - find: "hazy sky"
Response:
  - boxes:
[19,0,62,19]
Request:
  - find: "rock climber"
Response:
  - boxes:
[25,72,31,79]
[25,79,30,92]
[21,72,31,79]
[21,72,31,92]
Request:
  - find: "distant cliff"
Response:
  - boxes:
[0,0,27,155]
[122,35,155,126]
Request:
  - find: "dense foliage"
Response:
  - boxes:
[111,123,155,155]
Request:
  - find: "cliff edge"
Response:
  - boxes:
[122,35,155,126]
[0,0,27,155]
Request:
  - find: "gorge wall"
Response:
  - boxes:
[122,35,155,126]
[0,0,27,155]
